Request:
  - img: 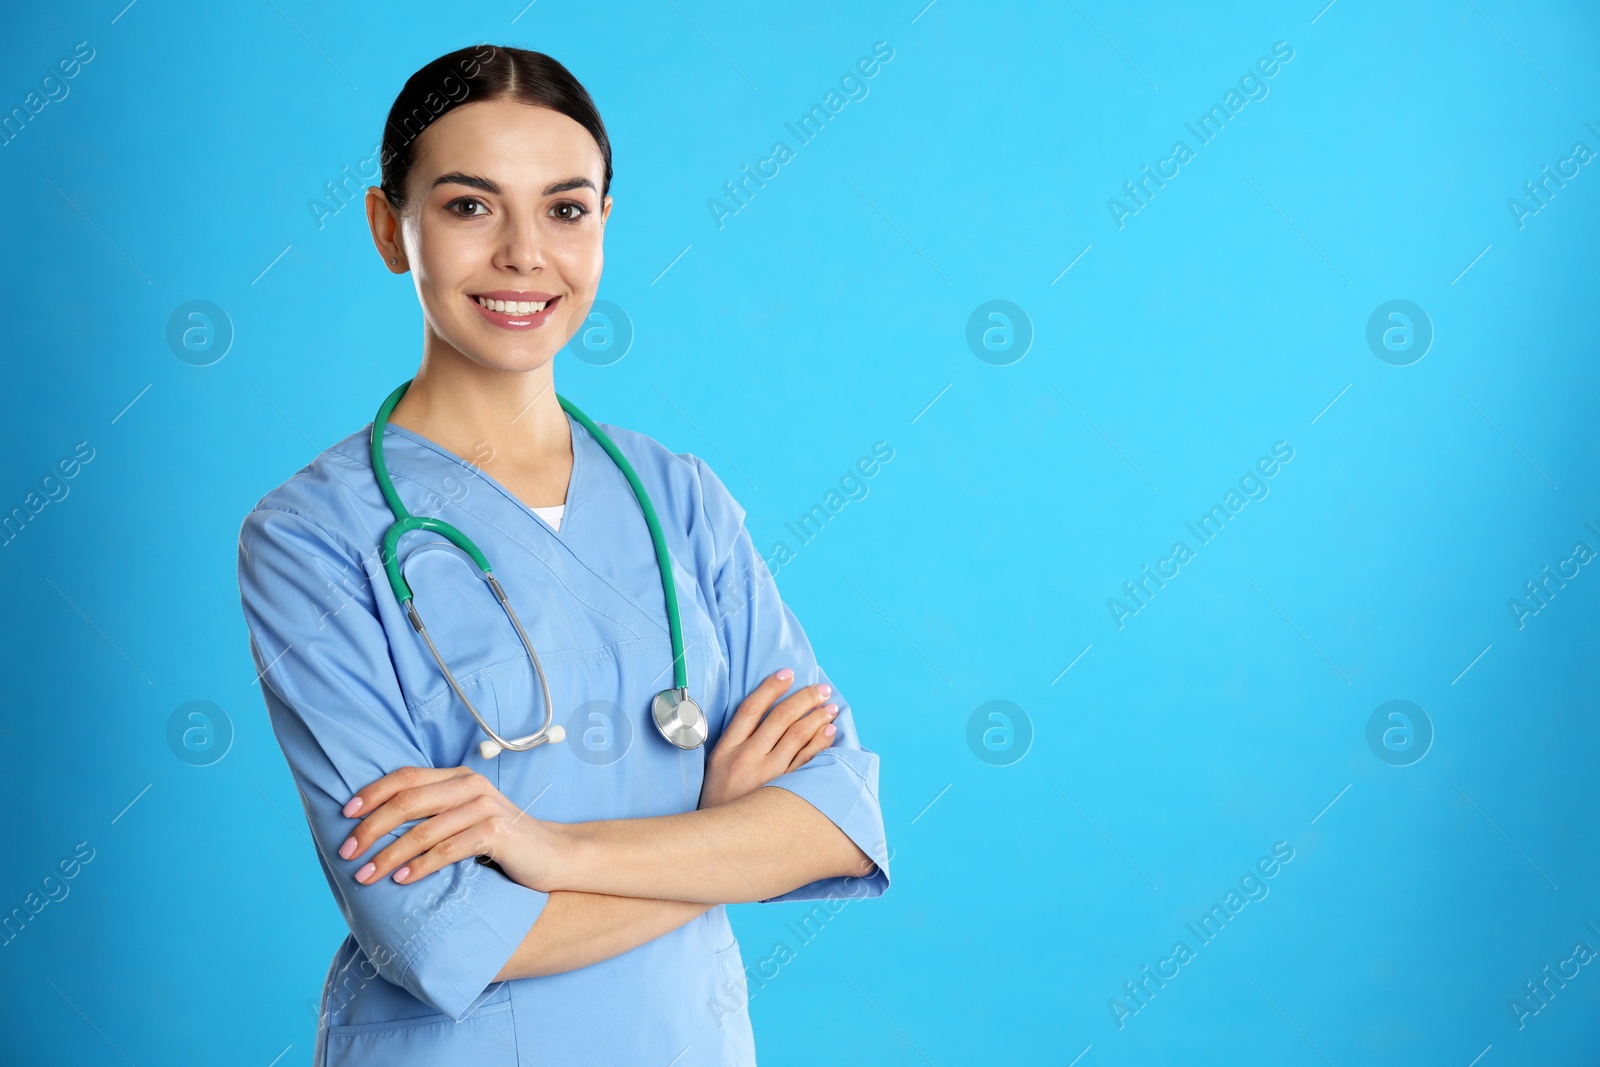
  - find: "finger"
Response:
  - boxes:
[343,765,470,819]
[786,710,839,774]
[772,702,837,768]
[341,770,485,862]
[720,669,794,747]
[389,822,500,885]
[354,795,496,885]
[750,682,831,753]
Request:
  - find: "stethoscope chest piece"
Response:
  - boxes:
[653,687,708,750]
[373,377,707,759]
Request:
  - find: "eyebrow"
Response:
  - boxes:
[431,172,597,197]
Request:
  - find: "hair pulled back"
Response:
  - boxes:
[379,44,612,211]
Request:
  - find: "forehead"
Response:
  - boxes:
[410,99,603,190]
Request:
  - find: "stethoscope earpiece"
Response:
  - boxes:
[479,723,566,761]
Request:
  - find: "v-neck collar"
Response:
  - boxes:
[378,412,587,541]
[371,412,688,643]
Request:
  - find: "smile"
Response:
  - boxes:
[477,296,547,314]
[469,291,561,330]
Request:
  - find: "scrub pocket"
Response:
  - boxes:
[321,1004,516,1065]
[319,977,517,1065]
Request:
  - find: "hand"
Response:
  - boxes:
[337,766,563,891]
[699,668,839,810]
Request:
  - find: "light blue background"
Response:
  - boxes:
[2,0,1597,1063]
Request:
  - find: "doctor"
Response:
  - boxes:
[236,45,889,1066]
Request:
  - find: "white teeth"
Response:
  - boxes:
[477,296,548,314]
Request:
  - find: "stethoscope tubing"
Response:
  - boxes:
[368,378,702,756]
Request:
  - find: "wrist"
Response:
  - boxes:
[536,818,588,894]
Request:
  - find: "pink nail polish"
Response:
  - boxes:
[825,705,839,718]
[339,835,358,860]
[776,668,793,681]
[824,724,836,737]
[394,866,410,883]
[355,862,376,883]
[817,684,832,699]
[343,797,363,817]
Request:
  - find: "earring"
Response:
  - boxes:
[389,256,397,264]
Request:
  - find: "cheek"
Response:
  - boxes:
[554,234,605,292]
[415,209,490,267]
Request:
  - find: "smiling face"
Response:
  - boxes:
[386,98,611,373]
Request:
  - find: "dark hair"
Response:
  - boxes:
[378,44,612,211]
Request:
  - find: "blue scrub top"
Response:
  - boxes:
[236,410,890,1066]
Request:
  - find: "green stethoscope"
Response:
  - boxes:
[370,379,708,759]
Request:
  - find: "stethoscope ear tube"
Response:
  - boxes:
[405,580,563,759]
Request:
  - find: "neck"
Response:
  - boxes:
[387,345,571,469]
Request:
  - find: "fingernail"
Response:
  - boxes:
[817,684,832,699]
[825,705,838,718]
[824,724,837,737]
[339,835,358,860]
[343,797,364,817]
[394,866,410,883]
[776,668,793,681]
[355,862,375,884]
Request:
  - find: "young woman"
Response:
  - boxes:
[236,45,889,1066]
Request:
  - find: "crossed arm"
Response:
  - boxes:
[495,786,874,980]
[335,671,876,981]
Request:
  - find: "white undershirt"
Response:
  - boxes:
[529,503,565,531]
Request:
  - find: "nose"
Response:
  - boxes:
[491,208,547,274]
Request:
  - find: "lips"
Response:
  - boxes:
[469,291,561,330]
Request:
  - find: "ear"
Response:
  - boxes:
[366,186,408,272]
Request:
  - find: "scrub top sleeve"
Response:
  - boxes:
[688,456,891,905]
[236,505,549,1023]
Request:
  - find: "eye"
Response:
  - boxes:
[445,197,488,218]
[550,201,590,223]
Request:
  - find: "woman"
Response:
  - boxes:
[236,45,889,1065]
